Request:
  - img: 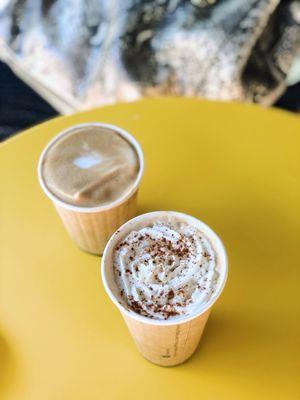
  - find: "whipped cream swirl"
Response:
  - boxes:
[113,219,219,320]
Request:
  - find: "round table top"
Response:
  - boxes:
[1,98,299,400]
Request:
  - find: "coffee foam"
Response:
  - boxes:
[42,125,139,207]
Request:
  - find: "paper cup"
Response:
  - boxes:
[38,123,144,255]
[101,211,228,366]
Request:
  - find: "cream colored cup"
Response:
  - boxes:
[101,211,228,366]
[38,123,144,255]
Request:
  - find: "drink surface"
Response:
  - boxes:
[113,214,220,321]
[42,125,139,207]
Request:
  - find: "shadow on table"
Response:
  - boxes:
[186,310,273,372]
[0,332,16,398]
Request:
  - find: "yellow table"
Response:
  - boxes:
[1,98,299,400]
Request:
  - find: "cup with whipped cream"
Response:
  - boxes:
[38,123,144,254]
[102,211,228,366]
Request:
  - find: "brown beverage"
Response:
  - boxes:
[38,123,144,254]
[41,125,140,207]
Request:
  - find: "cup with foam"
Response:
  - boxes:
[38,123,144,254]
[101,211,228,366]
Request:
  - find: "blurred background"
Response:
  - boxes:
[0,0,300,141]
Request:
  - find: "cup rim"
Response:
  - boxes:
[101,211,228,326]
[37,122,144,213]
